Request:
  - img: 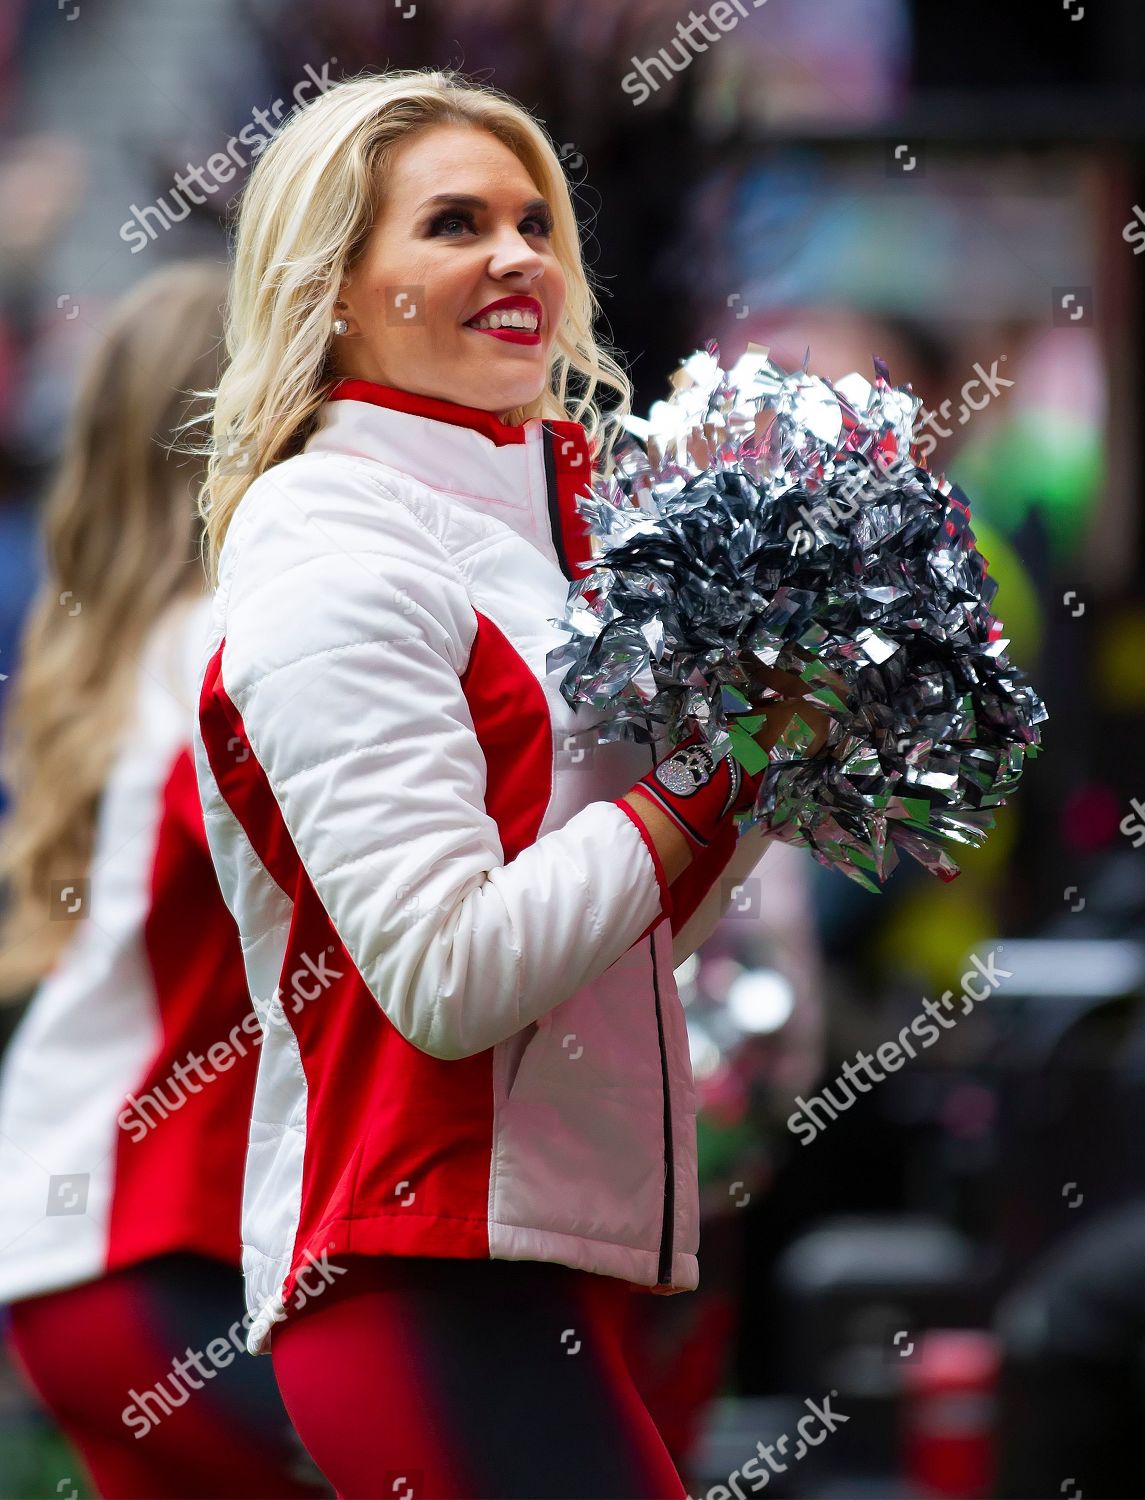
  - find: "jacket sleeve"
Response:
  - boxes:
[668,821,775,968]
[215,459,671,1061]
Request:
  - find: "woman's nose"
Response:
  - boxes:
[486,225,545,279]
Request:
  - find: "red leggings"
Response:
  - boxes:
[5,1252,329,1499]
[270,1254,688,1499]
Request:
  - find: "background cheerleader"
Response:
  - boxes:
[0,260,327,1500]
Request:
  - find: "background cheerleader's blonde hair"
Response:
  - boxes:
[197,66,633,587]
[0,259,227,999]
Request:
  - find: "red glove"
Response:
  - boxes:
[626,724,767,855]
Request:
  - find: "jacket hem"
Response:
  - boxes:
[246,1214,698,1355]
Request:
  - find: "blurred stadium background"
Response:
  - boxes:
[0,1,1143,1496]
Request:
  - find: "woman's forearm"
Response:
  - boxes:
[620,790,694,882]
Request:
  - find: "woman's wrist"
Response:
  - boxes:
[620,790,693,883]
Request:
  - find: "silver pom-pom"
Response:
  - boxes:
[546,341,1048,891]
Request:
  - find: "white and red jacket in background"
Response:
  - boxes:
[0,594,256,1304]
[194,380,774,1355]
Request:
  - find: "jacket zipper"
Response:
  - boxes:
[642,729,674,1286]
[649,931,676,1285]
[543,424,675,1287]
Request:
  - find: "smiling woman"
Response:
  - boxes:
[199,68,632,567]
[329,126,564,411]
[192,66,781,1500]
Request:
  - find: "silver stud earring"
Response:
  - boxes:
[332,316,349,336]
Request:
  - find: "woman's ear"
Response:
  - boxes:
[332,293,357,338]
[332,270,360,337]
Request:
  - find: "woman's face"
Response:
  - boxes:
[333,123,567,415]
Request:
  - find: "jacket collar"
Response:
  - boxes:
[306,378,597,581]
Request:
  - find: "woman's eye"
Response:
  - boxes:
[429,209,553,238]
[433,213,472,237]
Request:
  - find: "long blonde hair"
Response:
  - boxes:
[198,67,632,588]
[0,260,228,999]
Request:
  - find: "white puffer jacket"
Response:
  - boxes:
[193,379,773,1354]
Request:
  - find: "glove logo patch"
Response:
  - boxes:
[655,741,716,797]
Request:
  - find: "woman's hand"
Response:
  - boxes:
[620,664,836,885]
[743,664,833,758]
[751,663,809,700]
[746,698,830,758]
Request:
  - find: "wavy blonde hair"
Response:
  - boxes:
[0,260,227,999]
[198,67,632,587]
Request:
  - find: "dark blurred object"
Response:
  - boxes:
[995,1201,1145,1500]
[901,1329,999,1500]
[774,1216,987,1485]
[986,938,1145,1282]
